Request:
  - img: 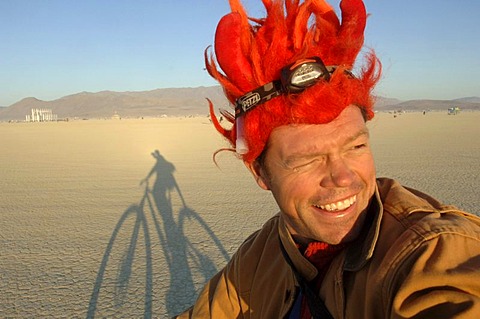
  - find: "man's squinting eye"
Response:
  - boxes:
[348,136,369,151]
[352,143,367,150]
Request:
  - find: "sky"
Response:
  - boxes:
[1,0,479,106]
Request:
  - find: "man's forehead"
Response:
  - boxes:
[268,118,369,159]
[282,126,369,156]
[272,105,366,139]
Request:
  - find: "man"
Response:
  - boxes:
[176,0,480,317]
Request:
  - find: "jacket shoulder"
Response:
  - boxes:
[375,178,480,258]
[233,214,281,269]
[377,177,480,230]
[373,178,480,317]
[230,214,293,293]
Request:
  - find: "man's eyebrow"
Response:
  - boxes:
[283,128,370,167]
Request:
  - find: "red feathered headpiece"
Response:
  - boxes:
[206,0,381,164]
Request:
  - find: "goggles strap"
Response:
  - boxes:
[235,80,283,117]
[234,59,342,118]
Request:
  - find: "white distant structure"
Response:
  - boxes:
[26,108,58,122]
[111,111,121,120]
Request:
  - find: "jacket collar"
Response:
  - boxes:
[278,215,318,281]
[344,187,383,271]
[278,185,384,277]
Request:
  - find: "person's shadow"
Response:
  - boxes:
[87,150,230,318]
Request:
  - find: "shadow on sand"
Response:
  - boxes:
[87,150,230,318]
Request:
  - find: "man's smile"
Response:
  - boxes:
[316,195,357,212]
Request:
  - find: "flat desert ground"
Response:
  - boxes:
[1,111,479,318]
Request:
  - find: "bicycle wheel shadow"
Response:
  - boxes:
[87,150,230,318]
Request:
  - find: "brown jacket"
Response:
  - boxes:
[176,178,480,318]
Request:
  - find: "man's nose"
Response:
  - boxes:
[320,157,355,188]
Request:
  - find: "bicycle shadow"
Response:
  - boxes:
[87,150,230,318]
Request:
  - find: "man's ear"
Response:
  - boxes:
[244,160,271,191]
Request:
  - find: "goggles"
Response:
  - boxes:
[233,57,345,155]
[235,57,337,117]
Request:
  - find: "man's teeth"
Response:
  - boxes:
[318,195,357,212]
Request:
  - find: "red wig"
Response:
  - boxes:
[206,0,381,164]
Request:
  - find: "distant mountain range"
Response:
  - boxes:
[0,86,479,121]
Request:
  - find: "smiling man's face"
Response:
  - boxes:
[247,105,376,245]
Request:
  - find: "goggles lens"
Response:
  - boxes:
[235,57,334,117]
[292,66,323,86]
[283,58,329,93]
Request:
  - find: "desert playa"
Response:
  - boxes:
[1,111,479,318]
